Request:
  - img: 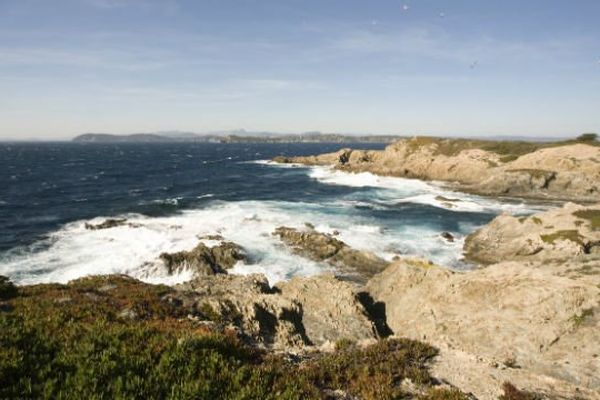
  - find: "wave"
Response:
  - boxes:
[308,166,548,214]
[0,198,476,286]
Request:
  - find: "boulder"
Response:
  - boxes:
[160,241,246,276]
[273,226,389,277]
[276,273,378,346]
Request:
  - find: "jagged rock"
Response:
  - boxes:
[175,273,379,349]
[84,218,138,230]
[273,226,389,277]
[464,203,600,264]
[160,241,246,276]
[177,274,307,349]
[276,273,378,346]
[365,258,600,397]
[440,232,455,242]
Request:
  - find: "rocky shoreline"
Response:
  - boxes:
[3,202,600,398]
[273,136,600,203]
[2,137,600,399]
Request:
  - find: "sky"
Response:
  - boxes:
[1,0,599,140]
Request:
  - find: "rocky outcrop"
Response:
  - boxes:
[160,241,246,276]
[85,218,140,230]
[365,258,600,398]
[276,274,379,345]
[273,226,389,277]
[464,202,600,264]
[175,273,379,349]
[275,137,600,202]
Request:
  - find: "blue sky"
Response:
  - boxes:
[1,0,599,139]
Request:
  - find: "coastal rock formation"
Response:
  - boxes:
[274,137,600,202]
[365,258,600,398]
[175,273,379,349]
[276,274,378,346]
[84,218,140,230]
[160,241,246,276]
[273,226,389,277]
[464,202,600,264]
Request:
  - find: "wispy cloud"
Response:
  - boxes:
[83,0,179,12]
[326,24,590,66]
[0,46,174,71]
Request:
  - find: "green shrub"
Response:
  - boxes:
[573,210,600,230]
[0,275,468,400]
[0,275,17,300]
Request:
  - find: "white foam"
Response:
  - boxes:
[308,166,547,214]
[0,166,548,286]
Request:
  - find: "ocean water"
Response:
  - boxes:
[0,142,546,285]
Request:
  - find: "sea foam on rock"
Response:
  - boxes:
[273,226,389,279]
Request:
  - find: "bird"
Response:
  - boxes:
[439,12,445,18]
[470,60,479,69]
[402,4,410,11]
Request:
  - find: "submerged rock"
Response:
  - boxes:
[160,241,246,276]
[440,232,455,242]
[84,218,138,230]
[273,226,389,277]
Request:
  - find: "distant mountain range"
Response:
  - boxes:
[72,130,404,144]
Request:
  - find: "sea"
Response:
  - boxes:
[0,142,547,285]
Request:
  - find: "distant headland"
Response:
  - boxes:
[72,130,404,144]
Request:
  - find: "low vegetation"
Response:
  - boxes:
[0,275,469,400]
[569,307,595,328]
[499,382,544,400]
[402,134,599,162]
[573,210,600,230]
[540,230,584,246]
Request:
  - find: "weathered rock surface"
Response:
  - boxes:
[365,257,600,398]
[160,241,246,276]
[273,226,389,277]
[464,202,600,264]
[276,273,378,346]
[175,273,379,349]
[275,137,600,202]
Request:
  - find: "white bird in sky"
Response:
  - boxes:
[402,4,409,11]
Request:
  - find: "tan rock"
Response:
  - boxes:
[365,258,600,397]
[464,203,600,264]
[275,137,600,202]
[276,273,378,346]
[176,272,379,349]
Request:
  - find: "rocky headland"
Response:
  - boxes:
[274,136,600,202]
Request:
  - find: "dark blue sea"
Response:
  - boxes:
[0,142,543,284]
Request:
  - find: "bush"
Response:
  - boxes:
[0,275,472,399]
[0,276,17,300]
[576,133,598,142]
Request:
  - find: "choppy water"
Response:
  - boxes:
[0,142,545,285]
